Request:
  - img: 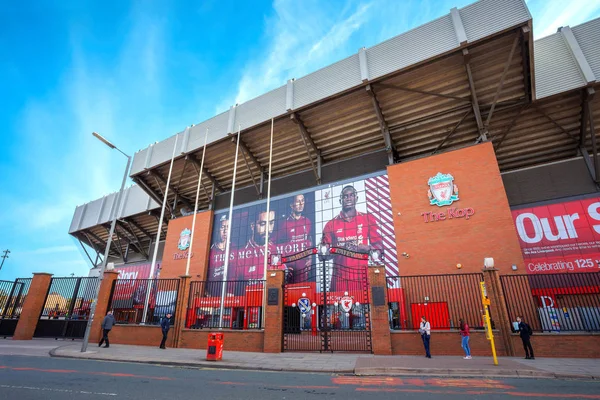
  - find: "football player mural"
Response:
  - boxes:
[206,173,398,290]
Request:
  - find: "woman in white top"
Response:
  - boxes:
[419,316,431,358]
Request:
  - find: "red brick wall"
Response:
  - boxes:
[108,325,175,347]
[13,273,52,340]
[179,330,264,352]
[387,142,525,275]
[264,271,284,353]
[161,211,214,280]
[90,271,119,343]
[368,266,392,355]
[510,333,600,358]
[391,330,507,356]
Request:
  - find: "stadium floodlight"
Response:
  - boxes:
[81,132,131,353]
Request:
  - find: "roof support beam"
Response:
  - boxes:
[240,144,261,197]
[77,237,97,267]
[116,221,148,258]
[148,210,168,238]
[520,26,533,102]
[375,83,471,103]
[532,105,579,145]
[104,224,125,261]
[132,176,164,206]
[494,105,528,152]
[579,146,599,186]
[86,231,112,257]
[485,34,520,128]
[185,155,224,193]
[189,160,211,207]
[463,48,487,142]
[431,110,471,155]
[291,113,322,184]
[579,88,596,147]
[149,170,194,212]
[559,26,597,84]
[367,84,399,164]
[126,219,153,241]
[589,101,599,185]
[236,137,266,183]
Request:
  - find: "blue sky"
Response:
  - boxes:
[1,0,599,282]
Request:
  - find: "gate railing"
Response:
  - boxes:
[185,280,265,330]
[39,277,99,320]
[500,272,600,332]
[109,278,180,326]
[386,273,484,331]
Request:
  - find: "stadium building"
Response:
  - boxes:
[61,0,600,356]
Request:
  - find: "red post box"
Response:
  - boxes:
[206,332,224,361]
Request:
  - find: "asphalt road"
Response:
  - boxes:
[0,355,599,400]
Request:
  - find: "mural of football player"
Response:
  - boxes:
[275,194,313,282]
[321,185,383,291]
[235,208,277,281]
[208,214,236,281]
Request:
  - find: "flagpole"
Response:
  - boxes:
[262,118,274,329]
[219,125,241,328]
[142,131,180,324]
[186,128,209,276]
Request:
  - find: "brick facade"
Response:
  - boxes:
[179,330,264,352]
[263,270,284,353]
[89,270,119,344]
[368,266,392,355]
[387,142,525,276]
[160,211,214,280]
[13,273,52,340]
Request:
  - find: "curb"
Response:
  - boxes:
[49,349,598,380]
[48,349,354,374]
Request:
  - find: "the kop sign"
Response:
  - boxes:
[421,173,475,223]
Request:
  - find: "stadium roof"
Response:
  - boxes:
[69,0,599,262]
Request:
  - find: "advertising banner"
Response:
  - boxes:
[512,197,600,274]
[206,174,398,288]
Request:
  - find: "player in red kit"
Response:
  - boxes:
[274,194,313,282]
[208,214,237,295]
[321,185,383,292]
[235,209,277,281]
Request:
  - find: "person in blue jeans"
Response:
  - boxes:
[459,318,471,359]
[419,316,431,358]
[159,313,172,349]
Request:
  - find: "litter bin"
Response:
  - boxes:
[206,332,224,361]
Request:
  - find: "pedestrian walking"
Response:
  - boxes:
[159,313,172,349]
[98,311,115,348]
[516,316,535,359]
[459,318,471,359]
[419,316,431,358]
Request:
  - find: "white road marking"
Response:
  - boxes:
[0,384,117,396]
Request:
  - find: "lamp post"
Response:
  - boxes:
[81,132,131,353]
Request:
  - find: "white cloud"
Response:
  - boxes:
[220,0,374,112]
[532,0,600,39]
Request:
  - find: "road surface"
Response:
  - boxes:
[1,354,599,399]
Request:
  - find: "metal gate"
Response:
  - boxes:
[0,279,31,338]
[34,277,99,339]
[283,247,372,352]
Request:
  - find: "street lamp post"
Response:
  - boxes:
[81,132,131,353]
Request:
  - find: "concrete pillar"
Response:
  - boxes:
[89,271,119,344]
[263,270,284,353]
[367,265,392,355]
[482,267,515,356]
[13,273,53,340]
[174,275,191,348]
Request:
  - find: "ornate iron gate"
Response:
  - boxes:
[0,279,31,338]
[283,247,372,352]
[34,277,99,339]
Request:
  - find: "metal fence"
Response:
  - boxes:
[38,277,99,319]
[501,273,600,332]
[186,280,265,330]
[386,273,485,331]
[109,279,180,325]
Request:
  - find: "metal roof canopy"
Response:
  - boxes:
[131,0,533,216]
[69,5,600,263]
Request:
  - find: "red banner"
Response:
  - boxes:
[512,197,600,274]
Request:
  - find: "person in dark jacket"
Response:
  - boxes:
[516,316,535,359]
[98,311,115,348]
[159,313,172,349]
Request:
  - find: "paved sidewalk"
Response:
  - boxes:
[48,342,600,380]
